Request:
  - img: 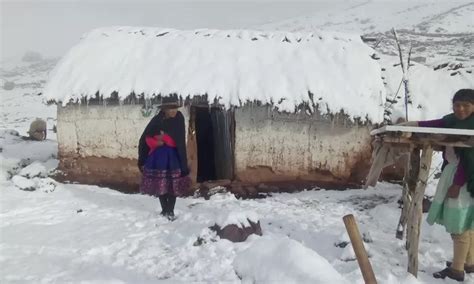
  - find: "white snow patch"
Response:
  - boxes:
[216,211,260,228]
[36,177,58,193]
[19,161,48,178]
[208,191,238,201]
[233,236,348,284]
[382,273,422,284]
[11,175,36,191]
[0,133,57,162]
[340,243,372,262]
[337,231,350,244]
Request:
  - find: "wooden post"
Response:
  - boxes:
[407,145,433,277]
[186,107,198,185]
[396,147,420,240]
[343,214,377,284]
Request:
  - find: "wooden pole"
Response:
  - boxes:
[407,145,433,277]
[343,214,377,284]
[396,147,420,240]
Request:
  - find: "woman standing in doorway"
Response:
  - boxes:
[138,96,190,220]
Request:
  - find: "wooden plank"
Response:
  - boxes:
[407,145,433,277]
[343,214,377,284]
[383,136,474,148]
[370,125,474,136]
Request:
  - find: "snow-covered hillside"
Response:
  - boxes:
[260,1,473,35]
[262,1,474,121]
[0,56,57,136]
[261,1,474,74]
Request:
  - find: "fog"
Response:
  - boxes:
[0,0,334,61]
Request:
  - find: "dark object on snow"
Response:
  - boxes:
[27,118,47,141]
[76,209,83,213]
[158,194,177,220]
[19,186,36,192]
[371,53,380,60]
[22,51,43,62]
[434,63,449,71]
[210,219,262,242]
[362,232,374,243]
[422,196,432,213]
[411,56,426,64]
[3,81,15,90]
[193,236,205,246]
[433,267,465,281]
[398,196,432,213]
[335,241,349,248]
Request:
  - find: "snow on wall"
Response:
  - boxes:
[234,106,371,180]
[57,104,189,159]
[44,26,385,121]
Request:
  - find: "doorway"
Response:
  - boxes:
[192,106,234,182]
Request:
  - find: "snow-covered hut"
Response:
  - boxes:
[44,27,386,191]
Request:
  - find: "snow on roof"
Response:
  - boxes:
[44,27,385,121]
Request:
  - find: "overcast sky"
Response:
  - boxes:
[0,0,339,61]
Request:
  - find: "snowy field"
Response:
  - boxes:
[0,127,459,283]
[0,124,457,283]
[0,59,468,284]
[1,0,474,283]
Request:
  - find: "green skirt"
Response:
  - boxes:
[426,163,474,234]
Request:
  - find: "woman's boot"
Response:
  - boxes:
[433,267,464,282]
[158,195,168,216]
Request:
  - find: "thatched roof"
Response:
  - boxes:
[44,27,385,120]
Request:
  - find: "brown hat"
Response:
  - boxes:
[160,96,180,109]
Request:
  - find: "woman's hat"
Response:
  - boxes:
[160,96,181,109]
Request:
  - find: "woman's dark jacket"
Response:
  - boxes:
[138,111,189,176]
[443,113,474,197]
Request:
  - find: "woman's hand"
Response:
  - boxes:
[446,184,461,198]
[156,131,165,146]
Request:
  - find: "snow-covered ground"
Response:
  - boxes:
[0,137,462,283]
[0,61,467,282]
[1,1,474,283]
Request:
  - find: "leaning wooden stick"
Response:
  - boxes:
[343,214,377,284]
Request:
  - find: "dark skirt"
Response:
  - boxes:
[140,145,190,197]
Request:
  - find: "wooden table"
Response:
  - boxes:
[370,125,474,277]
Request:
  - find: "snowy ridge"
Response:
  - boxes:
[44,26,386,121]
[259,1,473,35]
